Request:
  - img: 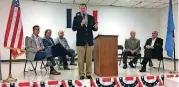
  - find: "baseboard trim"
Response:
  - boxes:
[0,57,178,62]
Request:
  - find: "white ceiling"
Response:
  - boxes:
[31,0,178,8]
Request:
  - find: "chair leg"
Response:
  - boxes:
[30,61,37,75]
[149,60,152,74]
[150,66,151,74]
[162,60,164,73]
[42,60,47,71]
[40,61,43,69]
[35,61,38,71]
[24,60,27,73]
[158,60,161,72]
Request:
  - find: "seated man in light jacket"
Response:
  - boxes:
[25,25,74,75]
[123,31,141,69]
[55,30,77,65]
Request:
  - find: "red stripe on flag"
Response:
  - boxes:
[136,77,143,87]
[157,76,163,86]
[90,79,96,87]
[93,10,98,24]
[17,27,23,49]
[102,78,111,82]
[114,78,120,87]
[61,80,67,87]
[147,76,154,80]
[125,77,134,81]
[19,82,30,86]
[4,6,15,47]
[10,8,20,48]
[166,74,174,78]
[75,80,82,86]
[33,82,38,87]
[48,80,58,85]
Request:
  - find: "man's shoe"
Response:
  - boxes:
[64,66,70,70]
[50,70,61,75]
[70,62,77,66]
[80,76,85,80]
[86,75,92,79]
[129,62,135,68]
[123,64,127,69]
[139,69,146,72]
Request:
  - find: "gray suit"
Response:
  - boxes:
[25,35,44,60]
[124,38,140,54]
[123,38,141,64]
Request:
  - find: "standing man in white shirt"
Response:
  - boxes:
[140,31,163,72]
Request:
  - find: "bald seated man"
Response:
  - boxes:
[140,31,163,72]
[123,31,141,69]
[55,30,77,66]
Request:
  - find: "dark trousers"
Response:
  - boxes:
[34,43,73,70]
[34,51,56,71]
[51,43,73,57]
[58,55,68,67]
[141,49,153,68]
[68,49,75,62]
[123,51,140,64]
[58,48,76,65]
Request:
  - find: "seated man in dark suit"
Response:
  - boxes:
[25,25,74,75]
[123,31,141,69]
[43,29,70,70]
[140,31,163,72]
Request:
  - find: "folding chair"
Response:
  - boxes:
[24,60,47,75]
[118,45,124,65]
[149,58,164,73]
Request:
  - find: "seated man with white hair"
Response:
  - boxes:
[55,30,77,66]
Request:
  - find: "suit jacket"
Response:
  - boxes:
[124,38,141,54]
[43,37,55,47]
[144,37,163,60]
[72,14,97,46]
[25,35,44,60]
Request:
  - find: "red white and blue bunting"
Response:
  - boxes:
[139,76,163,87]
[0,74,178,87]
[116,76,142,87]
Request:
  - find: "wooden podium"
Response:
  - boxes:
[94,35,118,77]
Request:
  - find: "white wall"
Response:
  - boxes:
[0,0,161,60]
[159,4,178,59]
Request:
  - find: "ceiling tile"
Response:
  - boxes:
[154,3,168,8]
[144,0,160,2]
[74,0,88,4]
[99,0,117,5]
[36,0,47,1]
[131,0,145,1]
[134,2,152,7]
[61,0,73,4]
[47,0,60,2]
[159,0,176,3]
[113,0,139,7]
[87,0,104,5]
[144,2,163,8]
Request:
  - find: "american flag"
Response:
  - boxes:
[4,0,24,58]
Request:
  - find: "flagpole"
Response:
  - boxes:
[3,49,17,83]
[170,31,178,73]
